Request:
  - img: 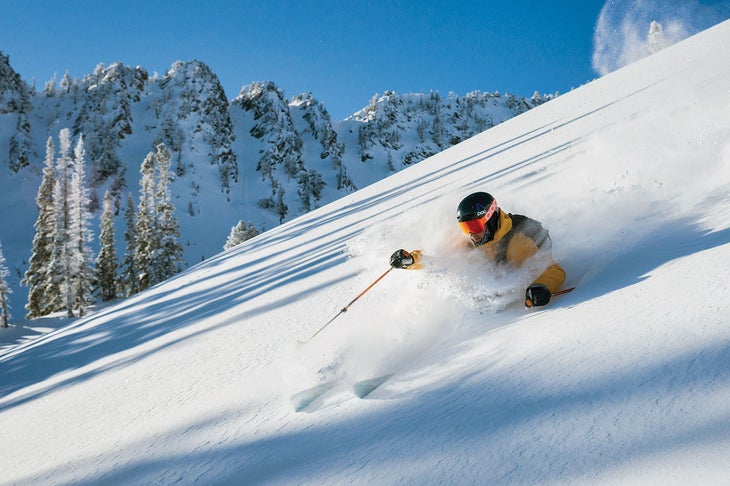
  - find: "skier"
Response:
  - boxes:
[389,192,566,307]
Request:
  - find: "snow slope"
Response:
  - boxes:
[1,20,730,485]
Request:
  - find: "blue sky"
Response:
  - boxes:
[1,1,728,119]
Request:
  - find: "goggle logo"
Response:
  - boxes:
[474,203,487,217]
[478,199,498,219]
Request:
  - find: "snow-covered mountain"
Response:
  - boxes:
[1,19,730,485]
[0,53,549,312]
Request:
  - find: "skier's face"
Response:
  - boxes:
[459,216,489,246]
[468,228,487,246]
[458,199,498,247]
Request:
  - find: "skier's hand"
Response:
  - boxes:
[390,249,415,269]
[525,284,551,307]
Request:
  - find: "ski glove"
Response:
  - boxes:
[390,249,415,269]
[525,283,551,308]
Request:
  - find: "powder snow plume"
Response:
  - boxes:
[592,0,730,76]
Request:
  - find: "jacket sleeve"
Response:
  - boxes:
[506,233,566,294]
[532,263,566,294]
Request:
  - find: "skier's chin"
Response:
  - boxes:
[469,234,483,246]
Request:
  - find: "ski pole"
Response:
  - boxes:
[302,266,394,344]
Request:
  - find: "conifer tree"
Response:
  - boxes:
[0,242,11,328]
[96,190,118,301]
[224,221,260,250]
[135,151,156,291]
[298,170,324,212]
[152,144,183,283]
[23,137,57,317]
[45,129,94,318]
[43,73,57,97]
[45,129,74,316]
[135,143,184,291]
[59,69,72,93]
[119,193,139,296]
[276,187,287,223]
[69,135,95,316]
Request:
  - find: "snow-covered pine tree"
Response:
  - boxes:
[43,129,95,318]
[23,137,57,318]
[154,115,185,176]
[135,151,156,291]
[119,193,139,297]
[69,135,95,316]
[0,242,11,328]
[96,190,118,301]
[46,129,75,316]
[152,143,183,284]
[357,94,380,162]
[201,76,238,195]
[298,169,325,212]
[224,220,260,250]
[135,143,184,291]
[275,186,287,223]
[59,70,72,93]
[43,73,57,97]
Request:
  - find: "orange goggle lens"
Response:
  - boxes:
[459,217,487,234]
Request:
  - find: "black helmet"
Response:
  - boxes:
[456,192,500,242]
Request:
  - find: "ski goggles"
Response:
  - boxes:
[459,217,487,234]
[458,199,498,234]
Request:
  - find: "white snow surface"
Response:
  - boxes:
[2,21,730,485]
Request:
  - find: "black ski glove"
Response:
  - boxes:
[390,249,415,269]
[525,284,551,307]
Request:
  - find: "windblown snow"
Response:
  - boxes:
[1,20,730,485]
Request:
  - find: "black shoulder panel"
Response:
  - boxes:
[495,213,549,263]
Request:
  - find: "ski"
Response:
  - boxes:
[290,381,337,412]
[290,373,394,411]
[353,374,393,399]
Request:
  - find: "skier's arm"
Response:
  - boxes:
[506,231,566,307]
[389,249,423,269]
